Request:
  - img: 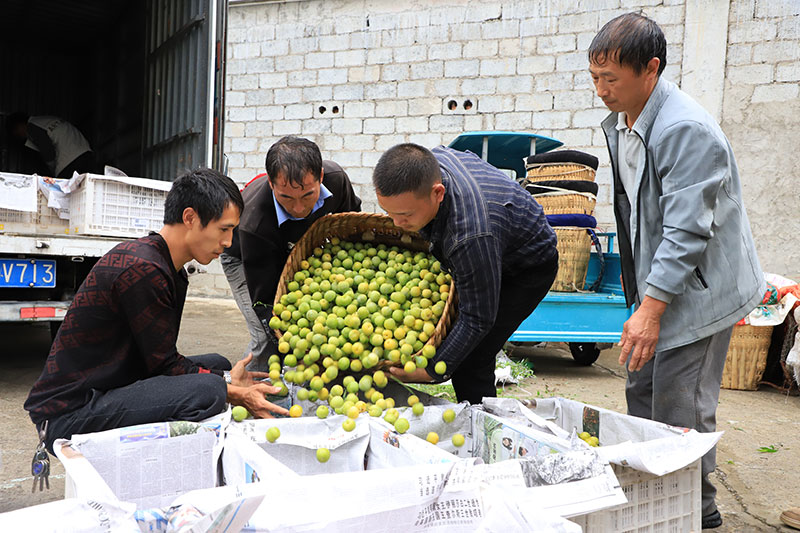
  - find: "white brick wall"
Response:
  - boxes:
[203,0,800,297]
[721,0,800,280]
[223,0,681,223]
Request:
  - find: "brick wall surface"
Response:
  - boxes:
[189,0,799,297]
[721,0,800,281]
[224,0,684,223]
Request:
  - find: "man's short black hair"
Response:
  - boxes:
[589,12,666,76]
[265,136,323,188]
[163,168,243,226]
[372,143,441,197]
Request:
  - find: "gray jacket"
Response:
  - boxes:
[602,77,765,351]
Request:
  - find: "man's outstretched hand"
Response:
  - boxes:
[230,353,269,387]
[227,353,289,418]
[388,366,433,383]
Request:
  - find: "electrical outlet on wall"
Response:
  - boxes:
[442,97,477,114]
[313,102,343,119]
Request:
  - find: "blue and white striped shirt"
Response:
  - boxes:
[419,146,557,379]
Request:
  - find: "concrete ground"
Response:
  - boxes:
[1,297,799,531]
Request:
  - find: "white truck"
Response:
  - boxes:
[0,0,228,337]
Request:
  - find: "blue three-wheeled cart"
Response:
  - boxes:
[448,131,633,366]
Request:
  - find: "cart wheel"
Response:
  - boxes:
[569,343,601,366]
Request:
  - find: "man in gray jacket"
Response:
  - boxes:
[589,13,764,529]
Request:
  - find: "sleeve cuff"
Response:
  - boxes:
[425,363,450,383]
[645,284,675,304]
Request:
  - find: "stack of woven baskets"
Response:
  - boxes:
[524,150,600,292]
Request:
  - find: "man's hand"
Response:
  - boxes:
[227,353,289,418]
[618,296,667,372]
[230,353,269,387]
[227,382,289,418]
[388,366,434,383]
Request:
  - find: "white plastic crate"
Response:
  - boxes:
[36,189,71,234]
[0,172,37,233]
[484,397,707,532]
[0,190,70,235]
[570,458,701,532]
[0,204,36,233]
[69,174,170,237]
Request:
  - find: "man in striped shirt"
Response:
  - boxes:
[373,143,558,404]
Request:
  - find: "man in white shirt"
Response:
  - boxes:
[7,113,94,178]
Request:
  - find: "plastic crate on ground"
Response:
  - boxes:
[69,174,170,238]
[570,459,701,532]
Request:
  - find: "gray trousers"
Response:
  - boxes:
[625,324,734,517]
[220,253,270,372]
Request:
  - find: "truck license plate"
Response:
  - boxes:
[0,259,56,288]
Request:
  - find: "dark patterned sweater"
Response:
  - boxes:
[25,233,219,423]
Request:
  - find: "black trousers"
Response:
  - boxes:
[43,354,231,453]
[451,254,559,404]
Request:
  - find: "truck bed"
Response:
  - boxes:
[0,232,124,257]
[0,233,125,326]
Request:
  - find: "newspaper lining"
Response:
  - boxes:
[31,396,725,532]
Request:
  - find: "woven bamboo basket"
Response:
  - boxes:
[273,212,458,365]
[551,228,592,292]
[534,193,596,216]
[525,162,596,182]
[720,324,774,390]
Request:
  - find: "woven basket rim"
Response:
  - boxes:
[525,164,596,183]
[532,190,597,199]
[525,161,596,171]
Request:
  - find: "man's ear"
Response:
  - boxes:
[646,57,660,79]
[182,207,198,228]
[319,166,324,185]
[432,182,445,203]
